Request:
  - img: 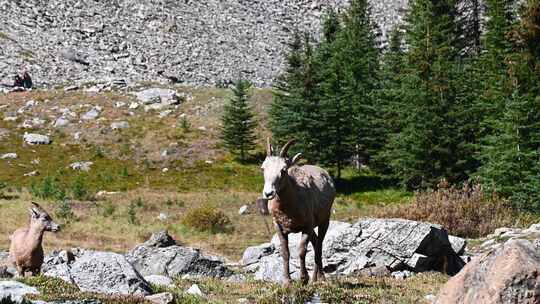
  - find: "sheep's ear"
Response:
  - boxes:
[28,207,39,218]
[266,137,274,156]
[290,153,302,166]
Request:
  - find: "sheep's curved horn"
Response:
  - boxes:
[280,139,296,157]
[291,153,302,165]
[266,137,273,156]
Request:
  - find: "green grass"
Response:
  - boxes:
[13,273,448,304]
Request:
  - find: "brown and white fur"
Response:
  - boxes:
[9,202,60,277]
[261,138,335,286]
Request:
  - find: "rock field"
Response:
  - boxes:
[0,0,408,87]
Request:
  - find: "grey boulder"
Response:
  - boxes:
[43,249,152,296]
[244,219,466,283]
[136,88,181,105]
[23,133,51,145]
[0,281,39,303]
[126,231,232,279]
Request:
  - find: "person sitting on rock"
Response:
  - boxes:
[22,71,32,89]
[13,75,23,87]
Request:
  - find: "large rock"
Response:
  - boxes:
[23,133,51,145]
[0,281,39,303]
[136,89,181,105]
[126,231,232,279]
[244,219,465,283]
[43,249,152,296]
[435,239,540,304]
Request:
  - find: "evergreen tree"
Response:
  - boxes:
[479,0,540,211]
[315,0,380,178]
[374,27,406,173]
[220,80,257,162]
[337,0,381,166]
[384,0,477,189]
[269,31,320,161]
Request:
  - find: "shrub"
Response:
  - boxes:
[127,201,139,225]
[30,176,65,200]
[0,181,7,198]
[179,116,191,133]
[100,200,116,217]
[55,200,75,221]
[70,175,90,201]
[375,180,532,238]
[181,205,233,233]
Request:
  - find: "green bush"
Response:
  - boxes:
[70,175,89,200]
[30,176,66,200]
[127,201,139,225]
[181,205,233,233]
[55,200,75,221]
[100,201,116,217]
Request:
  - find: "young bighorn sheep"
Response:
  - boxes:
[261,138,336,286]
[9,202,60,276]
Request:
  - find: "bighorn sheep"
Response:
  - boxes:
[9,202,60,276]
[261,138,336,286]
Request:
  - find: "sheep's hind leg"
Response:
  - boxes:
[277,225,292,287]
[298,230,312,285]
[314,221,329,281]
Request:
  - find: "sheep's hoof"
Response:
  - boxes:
[282,279,292,288]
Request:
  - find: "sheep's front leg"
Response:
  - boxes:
[298,230,311,285]
[276,225,292,287]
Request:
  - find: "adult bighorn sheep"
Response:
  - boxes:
[9,202,60,276]
[261,138,336,286]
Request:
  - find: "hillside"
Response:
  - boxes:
[0,0,407,87]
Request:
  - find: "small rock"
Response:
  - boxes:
[391,270,415,279]
[162,168,169,173]
[129,102,140,109]
[205,160,213,164]
[186,284,203,296]
[3,116,18,122]
[82,108,100,120]
[24,170,39,177]
[73,132,82,140]
[158,213,168,221]
[197,126,207,131]
[64,85,79,91]
[23,133,51,145]
[53,117,70,128]
[1,153,17,160]
[111,121,129,130]
[144,275,173,288]
[159,110,173,118]
[115,102,126,108]
[238,205,249,215]
[70,161,93,172]
[146,292,174,304]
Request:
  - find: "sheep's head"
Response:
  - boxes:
[29,202,60,233]
[261,138,302,200]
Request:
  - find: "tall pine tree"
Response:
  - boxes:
[384,0,477,189]
[479,0,540,211]
[220,80,257,162]
[269,31,321,161]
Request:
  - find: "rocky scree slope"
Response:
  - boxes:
[0,0,407,87]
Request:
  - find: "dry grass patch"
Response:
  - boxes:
[375,181,538,238]
[0,189,270,259]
